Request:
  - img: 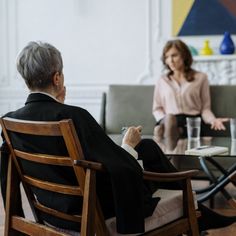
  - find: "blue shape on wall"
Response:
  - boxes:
[178,0,236,36]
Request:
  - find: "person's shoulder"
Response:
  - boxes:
[63,103,96,122]
[2,111,13,117]
[62,103,89,115]
[193,71,208,84]
[194,71,207,80]
[160,74,168,80]
[2,108,24,119]
[156,74,169,84]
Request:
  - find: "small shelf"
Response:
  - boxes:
[193,54,236,61]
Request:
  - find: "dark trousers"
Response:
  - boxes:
[135,139,182,192]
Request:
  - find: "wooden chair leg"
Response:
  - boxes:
[80,169,96,236]
[80,169,109,236]
[4,157,22,236]
[95,202,110,236]
[184,179,199,236]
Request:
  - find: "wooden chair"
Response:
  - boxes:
[0,117,200,236]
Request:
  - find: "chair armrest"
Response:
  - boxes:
[75,160,199,182]
[74,159,105,171]
[143,170,199,182]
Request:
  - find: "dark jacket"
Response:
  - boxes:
[0,93,158,234]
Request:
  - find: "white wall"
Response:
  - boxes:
[0,0,155,120]
[0,0,236,120]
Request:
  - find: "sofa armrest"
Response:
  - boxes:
[99,92,106,131]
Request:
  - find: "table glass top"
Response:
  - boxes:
[109,134,236,157]
[156,136,236,157]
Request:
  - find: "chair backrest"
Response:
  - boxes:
[0,117,108,236]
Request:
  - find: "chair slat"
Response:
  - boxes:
[33,201,82,223]
[23,175,82,196]
[2,117,64,136]
[11,216,68,236]
[15,149,72,166]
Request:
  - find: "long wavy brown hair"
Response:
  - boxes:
[161,39,195,81]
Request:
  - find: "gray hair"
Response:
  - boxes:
[16,41,63,90]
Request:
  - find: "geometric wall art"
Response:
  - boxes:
[172,0,236,36]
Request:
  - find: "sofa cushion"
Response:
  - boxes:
[105,85,155,135]
[210,85,236,118]
[207,85,236,137]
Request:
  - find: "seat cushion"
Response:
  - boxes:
[47,189,197,236]
[105,189,197,236]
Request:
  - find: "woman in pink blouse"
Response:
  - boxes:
[153,39,228,139]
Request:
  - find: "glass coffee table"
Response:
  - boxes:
[154,136,236,208]
[110,134,236,175]
[110,134,236,208]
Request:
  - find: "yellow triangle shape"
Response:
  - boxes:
[172,0,194,36]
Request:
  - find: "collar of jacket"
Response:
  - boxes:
[25,93,59,105]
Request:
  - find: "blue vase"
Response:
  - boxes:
[220,31,235,55]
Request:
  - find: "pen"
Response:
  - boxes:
[121,127,128,135]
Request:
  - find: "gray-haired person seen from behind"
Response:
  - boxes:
[1,41,236,235]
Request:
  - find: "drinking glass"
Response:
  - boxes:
[186,117,201,140]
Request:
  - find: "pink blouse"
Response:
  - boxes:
[152,72,215,124]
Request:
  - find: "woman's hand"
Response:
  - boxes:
[211,118,229,130]
[122,126,142,148]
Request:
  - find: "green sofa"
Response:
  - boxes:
[100,84,236,175]
[100,84,236,137]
